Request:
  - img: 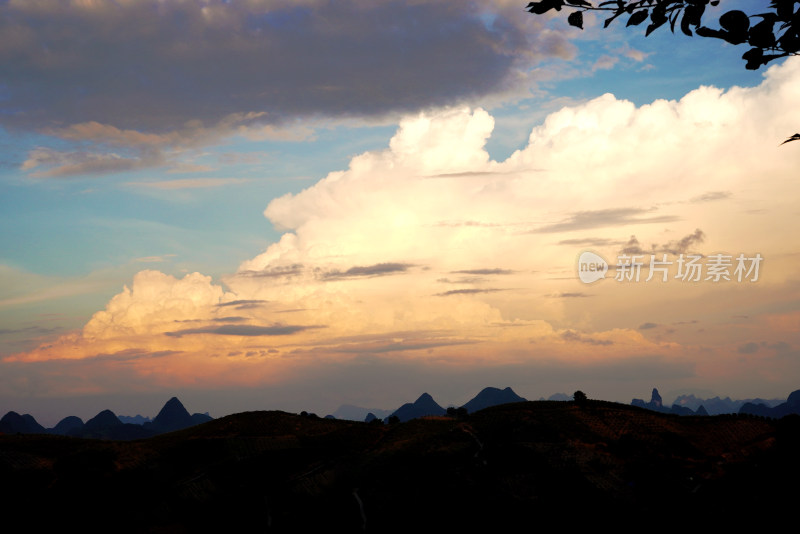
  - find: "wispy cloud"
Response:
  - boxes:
[126,178,251,190]
[534,208,680,234]
[436,288,505,297]
[22,147,161,178]
[561,330,613,346]
[216,300,268,310]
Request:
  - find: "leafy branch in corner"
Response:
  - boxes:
[526,1,800,69]
[526,1,800,143]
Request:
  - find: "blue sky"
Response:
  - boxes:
[2,0,799,425]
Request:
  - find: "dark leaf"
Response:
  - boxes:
[649,7,668,24]
[775,0,795,21]
[568,10,584,29]
[680,5,705,36]
[719,10,751,33]
[749,18,777,48]
[646,17,667,37]
[752,13,779,24]
[742,47,764,69]
[779,30,800,53]
[627,10,649,27]
[568,0,593,6]
[763,53,789,64]
[527,1,555,14]
[669,10,679,33]
[680,11,694,36]
[604,9,624,28]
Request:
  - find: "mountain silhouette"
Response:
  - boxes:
[74,409,153,440]
[740,389,800,418]
[118,414,151,425]
[387,392,445,422]
[632,387,707,416]
[0,411,46,434]
[461,386,525,413]
[0,397,211,439]
[334,404,393,421]
[83,409,122,431]
[672,393,783,414]
[145,397,213,434]
[51,416,84,436]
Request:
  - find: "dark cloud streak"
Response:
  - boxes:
[534,208,680,234]
[323,262,414,280]
[165,324,320,338]
[451,268,515,275]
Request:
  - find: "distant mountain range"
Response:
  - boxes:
[330,387,528,424]
[118,414,151,425]
[739,389,800,418]
[0,397,212,439]
[3,386,800,440]
[670,392,784,415]
[380,386,526,423]
[332,404,393,422]
[631,387,799,417]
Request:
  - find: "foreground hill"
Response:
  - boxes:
[1,400,798,532]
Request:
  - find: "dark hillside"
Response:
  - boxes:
[1,401,796,532]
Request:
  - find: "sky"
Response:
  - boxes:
[1,0,799,426]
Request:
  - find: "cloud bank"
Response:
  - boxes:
[8,58,800,403]
[3,0,574,176]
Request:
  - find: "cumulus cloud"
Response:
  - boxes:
[9,58,800,400]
